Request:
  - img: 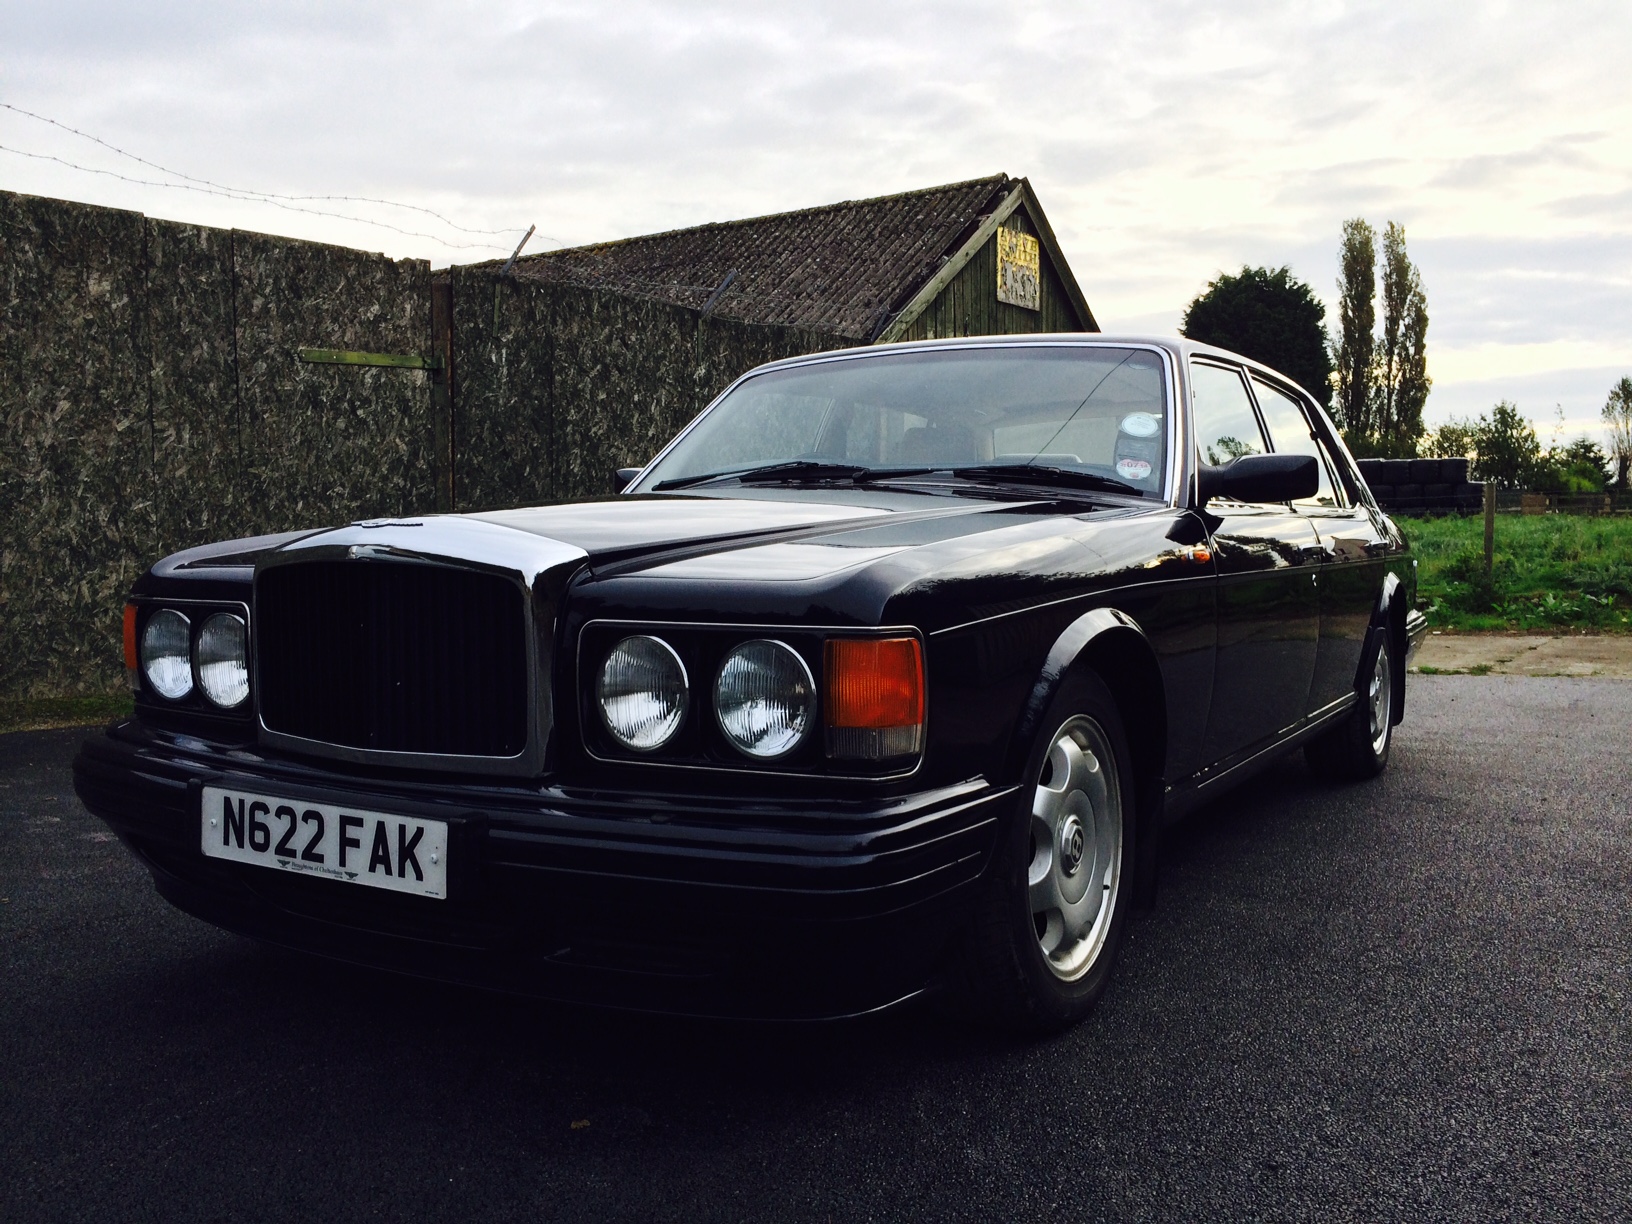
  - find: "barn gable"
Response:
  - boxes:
[494,175,1094,343]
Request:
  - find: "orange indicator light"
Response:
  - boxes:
[824,637,926,761]
[122,603,138,671]
[825,637,924,729]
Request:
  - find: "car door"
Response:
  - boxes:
[1191,360,1322,766]
[1249,374,1390,713]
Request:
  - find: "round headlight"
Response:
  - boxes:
[140,608,193,700]
[598,635,688,751]
[714,640,813,759]
[196,612,249,708]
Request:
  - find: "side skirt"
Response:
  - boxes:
[1162,693,1358,824]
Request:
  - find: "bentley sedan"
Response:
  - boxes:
[75,335,1424,1031]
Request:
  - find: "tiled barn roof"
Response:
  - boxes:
[495,175,1019,341]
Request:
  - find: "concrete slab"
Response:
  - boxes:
[1411,632,1632,677]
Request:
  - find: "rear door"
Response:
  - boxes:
[1248,374,1388,713]
[1191,360,1322,765]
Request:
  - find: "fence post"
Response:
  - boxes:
[430,279,455,512]
[1483,481,1496,577]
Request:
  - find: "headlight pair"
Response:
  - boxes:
[136,608,249,708]
[598,635,813,759]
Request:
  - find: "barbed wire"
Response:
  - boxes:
[0,144,517,251]
[0,101,546,250]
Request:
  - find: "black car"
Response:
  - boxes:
[75,335,1425,1031]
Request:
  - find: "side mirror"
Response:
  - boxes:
[1197,453,1318,506]
[613,467,642,494]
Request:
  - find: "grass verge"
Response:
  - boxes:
[1397,513,1632,633]
[0,693,134,736]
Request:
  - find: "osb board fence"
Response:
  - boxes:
[0,191,434,698]
[451,269,842,510]
[0,191,837,699]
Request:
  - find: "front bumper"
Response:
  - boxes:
[73,721,1009,1019]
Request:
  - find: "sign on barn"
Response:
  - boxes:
[996,225,1041,311]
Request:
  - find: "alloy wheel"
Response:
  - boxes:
[1028,715,1123,981]
[1368,638,1392,756]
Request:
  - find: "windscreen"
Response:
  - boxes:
[632,346,1171,497]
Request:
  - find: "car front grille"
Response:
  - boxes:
[256,560,529,758]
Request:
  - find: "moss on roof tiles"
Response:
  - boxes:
[490,176,1014,341]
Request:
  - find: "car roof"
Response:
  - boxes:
[750,332,1324,410]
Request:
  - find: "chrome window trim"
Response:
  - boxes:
[626,339,1184,510]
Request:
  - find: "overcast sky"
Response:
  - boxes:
[5,0,1630,444]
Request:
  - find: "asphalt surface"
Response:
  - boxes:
[2,676,1628,1222]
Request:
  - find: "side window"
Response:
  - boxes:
[1190,361,1267,466]
[1249,376,1340,508]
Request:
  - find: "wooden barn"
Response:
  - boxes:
[497,173,1096,345]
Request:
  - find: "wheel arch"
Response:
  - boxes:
[1008,607,1168,809]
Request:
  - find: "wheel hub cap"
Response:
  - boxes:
[1058,815,1086,876]
[1028,715,1124,982]
[1369,639,1392,755]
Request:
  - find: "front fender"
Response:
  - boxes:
[1004,605,1168,908]
[1007,607,1167,791]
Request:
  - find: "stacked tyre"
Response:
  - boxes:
[1355,457,1483,514]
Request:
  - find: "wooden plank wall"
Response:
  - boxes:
[898,206,1085,341]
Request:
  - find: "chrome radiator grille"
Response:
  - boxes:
[256,560,529,758]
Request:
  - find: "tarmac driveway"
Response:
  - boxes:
[2,675,1628,1222]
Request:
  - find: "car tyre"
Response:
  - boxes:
[1304,624,1394,781]
[954,668,1135,1034]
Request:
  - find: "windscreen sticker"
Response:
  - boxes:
[1116,458,1153,482]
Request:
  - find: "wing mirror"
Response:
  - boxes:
[1197,453,1318,506]
[613,467,642,493]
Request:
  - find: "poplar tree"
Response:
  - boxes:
[1605,376,1632,491]
[1375,222,1430,454]
[1333,219,1376,442]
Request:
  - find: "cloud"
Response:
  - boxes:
[1,0,1629,407]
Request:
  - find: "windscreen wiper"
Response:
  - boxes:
[652,461,863,490]
[653,461,941,490]
[949,464,1143,497]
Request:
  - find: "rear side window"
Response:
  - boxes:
[1250,376,1341,508]
[1190,362,1266,466]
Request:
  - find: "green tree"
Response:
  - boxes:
[1533,437,1610,493]
[1425,416,1478,459]
[1333,218,1376,441]
[1563,437,1611,490]
[1181,266,1334,407]
[1604,376,1632,491]
[1374,222,1430,456]
[1471,401,1541,488]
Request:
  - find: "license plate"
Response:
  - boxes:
[201,786,448,899]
